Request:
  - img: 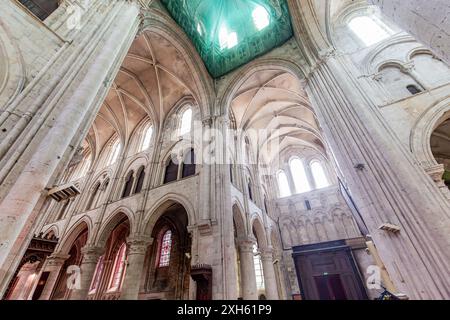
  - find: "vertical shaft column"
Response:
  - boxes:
[260,248,278,300]
[238,239,258,300]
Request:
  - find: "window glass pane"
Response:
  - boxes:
[164,158,179,183]
[277,171,291,198]
[89,255,104,293]
[182,149,196,178]
[253,244,265,290]
[134,168,145,194]
[180,108,192,135]
[253,6,270,30]
[348,16,390,46]
[109,244,126,291]
[290,158,311,194]
[311,161,330,189]
[108,141,121,166]
[141,125,153,151]
[159,230,172,267]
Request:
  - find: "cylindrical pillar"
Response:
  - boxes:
[120,236,152,300]
[238,239,258,300]
[260,248,278,300]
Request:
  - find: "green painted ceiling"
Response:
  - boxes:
[161,0,293,78]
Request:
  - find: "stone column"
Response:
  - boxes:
[120,235,152,300]
[0,1,140,298]
[260,249,278,300]
[306,53,450,299]
[38,253,69,300]
[70,246,103,300]
[238,239,258,300]
[369,0,450,65]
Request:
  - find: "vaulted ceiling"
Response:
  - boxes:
[85,30,200,159]
[230,69,325,165]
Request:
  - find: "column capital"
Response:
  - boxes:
[80,246,104,263]
[238,237,257,253]
[260,248,274,261]
[46,253,71,267]
[126,234,153,255]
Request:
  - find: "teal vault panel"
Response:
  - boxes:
[161,0,294,78]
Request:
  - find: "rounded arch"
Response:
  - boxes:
[142,193,196,235]
[57,217,92,255]
[407,47,436,62]
[410,97,450,167]
[95,208,135,248]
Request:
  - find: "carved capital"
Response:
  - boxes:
[80,246,104,263]
[126,235,153,255]
[424,163,446,183]
[260,248,274,261]
[238,237,257,253]
[46,253,70,267]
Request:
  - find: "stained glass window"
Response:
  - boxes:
[89,255,104,294]
[158,230,173,267]
[253,244,265,290]
[108,243,127,291]
[160,0,293,78]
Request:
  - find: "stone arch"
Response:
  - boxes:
[141,198,192,299]
[410,97,450,168]
[142,194,196,235]
[42,225,60,240]
[95,208,135,248]
[57,218,91,255]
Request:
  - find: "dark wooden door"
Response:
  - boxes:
[292,240,368,300]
